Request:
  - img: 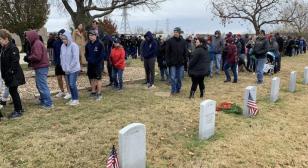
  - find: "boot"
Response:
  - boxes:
[200,90,205,98]
[189,90,195,99]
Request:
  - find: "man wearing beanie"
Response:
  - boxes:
[165,27,188,95]
[252,30,269,84]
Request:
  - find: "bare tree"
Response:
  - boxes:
[211,0,296,34]
[0,0,49,43]
[56,0,165,30]
[283,0,308,34]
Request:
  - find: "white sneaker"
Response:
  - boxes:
[69,100,79,106]
[148,85,156,89]
[96,95,103,101]
[64,93,72,100]
[55,91,65,98]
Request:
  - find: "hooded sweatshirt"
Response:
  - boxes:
[26,30,49,69]
[60,31,80,74]
[141,31,158,59]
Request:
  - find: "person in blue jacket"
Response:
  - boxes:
[85,30,104,101]
[141,31,158,89]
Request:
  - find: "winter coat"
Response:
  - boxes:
[165,36,188,67]
[110,47,126,70]
[141,31,158,59]
[60,31,81,74]
[226,43,238,64]
[85,39,104,65]
[157,42,167,68]
[253,36,269,59]
[47,38,55,49]
[53,39,63,65]
[0,42,26,87]
[211,36,224,54]
[188,45,211,77]
[26,30,49,70]
[269,38,279,53]
[72,29,86,46]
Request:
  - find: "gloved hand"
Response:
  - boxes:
[23,56,30,63]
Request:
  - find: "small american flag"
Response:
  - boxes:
[247,92,259,117]
[106,145,120,168]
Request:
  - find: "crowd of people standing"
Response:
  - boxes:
[0,20,307,120]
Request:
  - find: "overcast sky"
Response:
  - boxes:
[45,0,255,34]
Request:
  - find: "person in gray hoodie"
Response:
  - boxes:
[60,31,81,106]
[211,30,224,75]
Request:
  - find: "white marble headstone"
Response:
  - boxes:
[243,86,257,117]
[199,100,216,140]
[304,67,308,85]
[119,123,146,168]
[289,71,297,92]
[270,77,280,102]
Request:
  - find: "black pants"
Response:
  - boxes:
[190,75,205,92]
[9,86,22,112]
[144,57,156,85]
[107,60,113,83]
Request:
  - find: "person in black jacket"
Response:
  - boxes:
[157,38,168,81]
[188,37,210,98]
[252,30,269,84]
[166,27,188,95]
[0,29,26,119]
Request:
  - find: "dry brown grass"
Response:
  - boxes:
[0,55,307,168]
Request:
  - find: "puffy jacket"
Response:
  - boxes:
[142,31,158,59]
[60,31,81,74]
[85,39,104,65]
[110,47,126,70]
[212,36,224,54]
[165,36,188,67]
[253,36,269,59]
[26,30,49,69]
[0,42,26,87]
[226,44,238,64]
[188,45,211,77]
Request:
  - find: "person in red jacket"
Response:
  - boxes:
[25,30,53,109]
[110,39,126,90]
[224,38,238,83]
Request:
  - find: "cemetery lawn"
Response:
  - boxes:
[0,56,308,168]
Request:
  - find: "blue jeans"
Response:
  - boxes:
[66,72,79,100]
[214,54,222,73]
[35,68,53,107]
[256,58,267,82]
[169,65,184,93]
[112,67,124,89]
[224,63,238,81]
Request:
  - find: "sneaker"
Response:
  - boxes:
[224,80,231,83]
[10,111,22,119]
[55,91,65,98]
[96,94,102,101]
[69,100,80,106]
[64,93,72,100]
[0,105,3,110]
[90,92,96,98]
[148,85,156,89]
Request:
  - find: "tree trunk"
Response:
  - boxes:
[71,11,93,31]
